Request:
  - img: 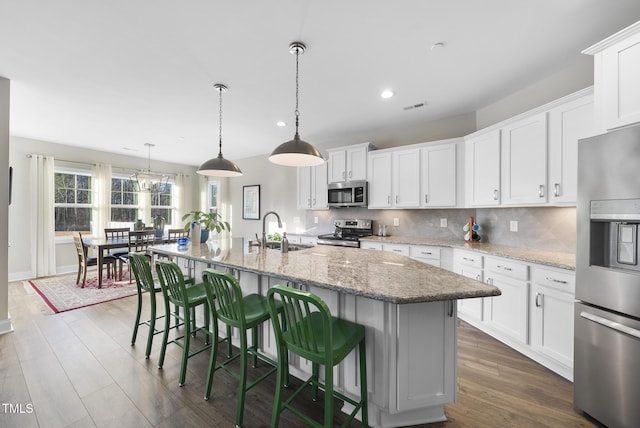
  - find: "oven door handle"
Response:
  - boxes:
[580,311,640,339]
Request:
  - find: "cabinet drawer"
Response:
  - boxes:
[531,266,575,294]
[409,245,441,260]
[360,242,383,251]
[383,243,410,257]
[485,257,528,281]
[454,250,483,269]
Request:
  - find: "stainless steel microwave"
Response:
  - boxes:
[327,181,368,208]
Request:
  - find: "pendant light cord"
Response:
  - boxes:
[295,46,300,137]
[218,86,224,156]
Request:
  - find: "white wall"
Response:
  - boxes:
[0,77,11,334]
[8,136,202,280]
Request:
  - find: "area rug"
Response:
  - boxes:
[28,269,138,314]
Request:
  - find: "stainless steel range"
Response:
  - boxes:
[317,219,373,248]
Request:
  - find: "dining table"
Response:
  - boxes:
[84,237,130,288]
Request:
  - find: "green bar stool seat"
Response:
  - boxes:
[267,285,368,428]
[155,260,211,387]
[201,268,284,428]
[129,252,197,358]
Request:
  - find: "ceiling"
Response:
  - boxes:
[2,1,640,167]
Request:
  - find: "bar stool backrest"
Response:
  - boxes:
[202,269,246,329]
[129,252,155,293]
[155,260,189,305]
[267,285,333,363]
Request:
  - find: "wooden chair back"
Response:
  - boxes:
[168,228,189,242]
[128,230,155,253]
[105,227,129,240]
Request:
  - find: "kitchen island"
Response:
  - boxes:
[150,238,500,427]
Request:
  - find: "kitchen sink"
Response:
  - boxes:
[264,241,314,251]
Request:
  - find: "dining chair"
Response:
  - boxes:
[201,268,283,428]
[167,228,189,242]
[118,229,156,282]
[155,260,211,387]
[104,227,130,258]
[73,232,116,287]
[267,285,368,428]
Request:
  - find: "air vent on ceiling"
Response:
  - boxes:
[403,102,426,111]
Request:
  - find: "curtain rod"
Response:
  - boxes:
[26,154,185,177]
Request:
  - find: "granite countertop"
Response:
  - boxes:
[151,238,501,304]
[359,235,576,270]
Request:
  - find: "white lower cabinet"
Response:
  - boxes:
[483,256,529,345]
[382,243,410,257]
[452,249,575,380]
[360,241,383,251]
[530,265,575,380]
[453,250,484,321]
[409,245,441,267]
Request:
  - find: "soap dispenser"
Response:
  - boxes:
[281,232,289,253]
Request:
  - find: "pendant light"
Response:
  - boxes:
[269,42,324,167]
[197,83,243,177]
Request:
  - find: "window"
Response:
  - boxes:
[111,176,138,223]
[151,182,173,225]
[54,171,92,235]
[208,180,219,212]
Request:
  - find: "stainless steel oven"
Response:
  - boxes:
[317,219,373,248]
[575,124,640,428]
[327,181,368,208]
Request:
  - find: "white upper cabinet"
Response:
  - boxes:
[296,163,328,210]
[548,90,595,205]
[584,21,640,132]
[367,151,392,208]
[501,112,548,205]
[392,147,421,208]
[327,142,373,183]
[421,143,457,207]
[465,129,501,207]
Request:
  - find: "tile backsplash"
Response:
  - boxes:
[304,206,576,254]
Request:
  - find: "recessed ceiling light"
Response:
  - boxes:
[380,89,395,99]
[276,121,287,127]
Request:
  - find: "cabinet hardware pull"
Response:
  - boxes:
[307,198,311,207]
[554,183,560,197]
[425,194,428,203]
[475,274,481,281]
[497,265,512,271]
[463,257,475,262]
[493,189,499,200]
[545,276,568,284]
[312,198,316,206]
[447,300,454,317]
[486,277,493,285]
[387,195,390,205]
[535,293,542,307]
[348,170,352,178]
[580,311,640,339]
[422,252,432,255]
[393,249,402,253]
[395,195,398,204]
[539,184,545,198]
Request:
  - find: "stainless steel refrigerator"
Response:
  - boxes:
[575,124,640,428]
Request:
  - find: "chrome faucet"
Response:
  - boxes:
[261,211,283,248]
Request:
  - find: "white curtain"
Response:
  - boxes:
[199,175,208,213]
[92,163,112,236]
[174,173,188,228]
[30,155,56,277]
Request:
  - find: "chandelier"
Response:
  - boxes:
[130,143,169,193]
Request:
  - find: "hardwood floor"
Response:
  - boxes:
[1,279,603,428]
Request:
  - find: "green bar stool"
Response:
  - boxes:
[129,252,196,358]
[201,268,284,428]
[155,260,211,387]
[267,285,368,428]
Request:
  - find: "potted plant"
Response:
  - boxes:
[182,210,231,243]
